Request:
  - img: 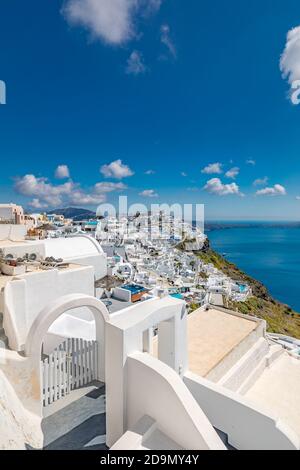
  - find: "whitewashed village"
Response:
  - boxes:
[0,202,300,451]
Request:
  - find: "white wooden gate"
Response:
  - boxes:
[41,338,98,407]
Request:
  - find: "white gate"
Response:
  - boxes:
[41,338,98,407]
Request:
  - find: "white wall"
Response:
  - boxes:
[106,297,189,447]
[43,236,107,281]
[125,353,225,450]
[184,372,300,450]
[113,287,131,302]
[0,240,45,258]
[4,265,95,351]
[0,224,27,241]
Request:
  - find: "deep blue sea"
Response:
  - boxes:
[207,225,300,313]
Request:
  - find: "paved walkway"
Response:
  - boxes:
[43,382,107,450]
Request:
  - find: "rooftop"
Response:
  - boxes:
[152,307,258,377]
[186,308,258,377]
[0,262,86,290]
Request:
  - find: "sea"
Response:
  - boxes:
[206,223,300,313]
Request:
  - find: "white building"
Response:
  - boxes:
[0,214,299,451]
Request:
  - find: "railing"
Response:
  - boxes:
[41,338,98,407]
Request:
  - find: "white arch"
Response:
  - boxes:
[69,233,104,255]
[25,294,110,382]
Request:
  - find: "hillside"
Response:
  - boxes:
[48,207,96,221]
[196,244,300,339]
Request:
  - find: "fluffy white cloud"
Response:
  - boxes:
[201,163,223,175]
[204,178,242,196]
[126,50,146,75]
[246,159,256,166]
[225,167,239,179]
[100,159,134,179]
[68,190,106,206]
[280,26,300,102]
[139,189,158,198]
[29,199,49,209]
[15,174,74,207]
[253,177,268,186]
[256,184,286,196]
[15,170,128,208]
[160,24,176,58]
[145,169,155,175]
[62,0,162,45]
[55,164,70,179]
[94,182,127,193]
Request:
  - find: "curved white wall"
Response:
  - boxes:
[125,353,225,450]
[44,236,107,280]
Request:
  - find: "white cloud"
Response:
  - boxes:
[15,170,128,208]
[100,159,134,179]
[256,184,286,196]
[253,177,269,186]
[145,169,155,175]
[94,182,127,193]
[29,199,49,209]
[201,163,223,175]
[225,167,239,179]
[62,0,162,46]
[139,189,158,198]
[280,26,300,102]
[204,178,242,196]
[69,190,106,206]
[160,24,176,58]
[14,174,74,207]
[181,172,187,177]
[126,50,146,75]
[55,164,70,179]
[246,159,256,166]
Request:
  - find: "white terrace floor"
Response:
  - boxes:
[153,307,257,378]
[245,353,300,439]
[185,308,257,377]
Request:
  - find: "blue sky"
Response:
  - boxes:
[1,0,300,220]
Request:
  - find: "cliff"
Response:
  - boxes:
[195,241,300,339]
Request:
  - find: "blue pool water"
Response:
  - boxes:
[122,284,145,294]
[208,225,300,313]
[237,283,247,293]
[170,293,184,299]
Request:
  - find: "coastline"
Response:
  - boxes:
[196,241,300,340]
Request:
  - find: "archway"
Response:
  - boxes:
[25,294,110,449]
[25,293,109,392]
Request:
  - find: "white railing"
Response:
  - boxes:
[41,338,98,407]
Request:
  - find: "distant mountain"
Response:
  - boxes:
[48,207,96,221]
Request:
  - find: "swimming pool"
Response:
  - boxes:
[122,284,146,294]
[170,293,184,300]
[237,283,247,293]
